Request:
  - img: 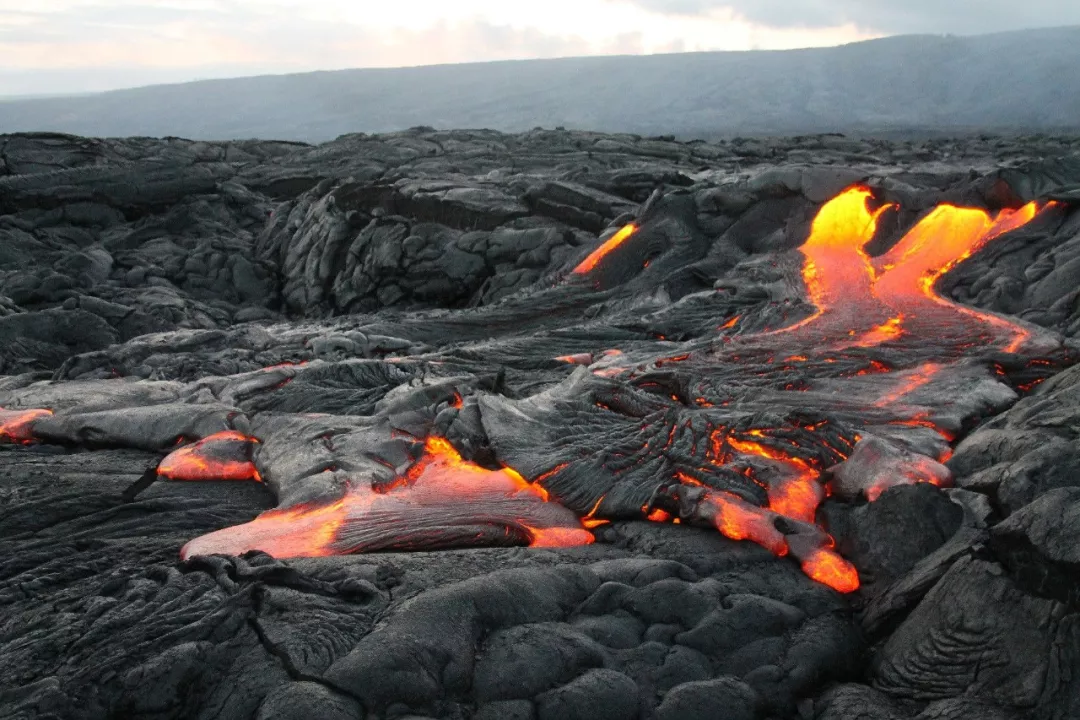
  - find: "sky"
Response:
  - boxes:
[1,0,1078,97]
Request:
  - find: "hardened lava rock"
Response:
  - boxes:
[2,129,1080,719]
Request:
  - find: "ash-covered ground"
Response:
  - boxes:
[1,129,1080,720]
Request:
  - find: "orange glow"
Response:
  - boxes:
[757,187,1046,359]
[871,202,1043,353]
[158,430,262,482]
[572,224,638,274]
[850,315,904,348]
[783,187,889,332]
[261,361,308,371]
[728,436,822,523]
[768,475,824,524]
[181,436,592,559]
[556,353,593,365]
[701,490,788,557]
[801,547,860,593]
[674,469,705,487]
[0,408,52,444]
[177,189,1054,594]
[534,462,569,485]
[527,526,598,546]
[873,363,941,407]
[582,495,610,528]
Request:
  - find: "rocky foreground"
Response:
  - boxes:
[1,129,1080,720]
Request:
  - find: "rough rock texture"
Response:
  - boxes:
[2,129,1080,720]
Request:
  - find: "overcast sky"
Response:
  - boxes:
[1,0,1077,97]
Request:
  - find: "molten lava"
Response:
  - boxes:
[0,408,52,444]
[696,489,786,555]
[695,489,858,592]
[778,187,891,334]
[177,186,1053,597]
[726,435,822,523]
[800,546,860,594]
[158,430,262,482]
[573,223,637,275]
[634,187,1051,592]
[765,188,1047,358]
[181,436,593,560]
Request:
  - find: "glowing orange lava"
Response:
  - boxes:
[638,188,1050,593]
[872,363,942,408]
[158,430,262,482]
[556,353,593,365]
[777,187,892,335]
[870,201,1043,353]
[767,188,1046,357]
[848,315,904,348]
[0,408,52,444]
[177,188,1053,597]
[181,437,593,560]
[727,436,822,523]
[701,490,788,557]
[801,546,860,593]
[573,224,637,274]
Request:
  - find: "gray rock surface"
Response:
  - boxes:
[1,128,1079,720]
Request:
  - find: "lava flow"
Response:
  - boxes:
[573,223,637,274]
[772,187,1046,355]
[157,430,262,482]
[177,187,1056,596]
[181,436,593,560]
[0,408,52,444]
[619,187,1054,592]
[781,186,892,334]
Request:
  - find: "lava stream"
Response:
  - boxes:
[176,188,1055,595]
[573,223,637,275]
[0,408,52,444]
[627,188,1052,592]
[181,437,593,560]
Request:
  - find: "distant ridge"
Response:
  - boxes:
[1,26,1078,142]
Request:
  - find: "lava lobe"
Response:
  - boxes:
[180,436,593,560]
[157,430,262,482]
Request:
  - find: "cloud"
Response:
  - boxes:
[0,4,592,90]
[624,0,1080,35]
[0,0,877,95]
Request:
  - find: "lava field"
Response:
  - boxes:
[1,129,1079,720]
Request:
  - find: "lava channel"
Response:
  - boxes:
[573,223,638,275]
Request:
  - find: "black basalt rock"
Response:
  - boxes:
[2,128,1080,720]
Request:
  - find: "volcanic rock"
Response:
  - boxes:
[2,128,1080,720]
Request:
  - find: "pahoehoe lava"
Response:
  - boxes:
[2,129,1080,720]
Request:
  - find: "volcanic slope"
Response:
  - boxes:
[1,26,1080,142]
[2,128,1080,720]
